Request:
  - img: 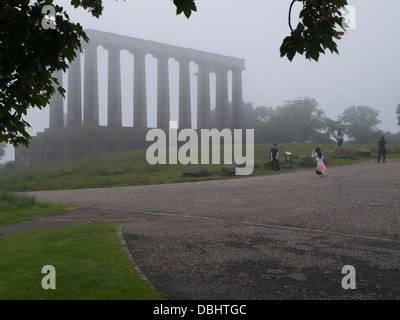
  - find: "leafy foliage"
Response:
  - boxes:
[280,0,348,61]
[173,0,197,18]
[0,0,90,146]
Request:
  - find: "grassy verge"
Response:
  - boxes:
[0,143,399,192]
[0,192,72,227]
[0,221,162,300]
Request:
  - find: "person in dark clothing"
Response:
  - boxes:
[270,143,280,172]
[378,136,387,163]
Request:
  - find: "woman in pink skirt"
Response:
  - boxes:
[311,147,327,178]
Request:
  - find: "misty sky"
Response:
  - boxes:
[2,0,400,162]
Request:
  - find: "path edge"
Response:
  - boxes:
[117,223,165,299]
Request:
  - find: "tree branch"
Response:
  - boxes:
[288,0,305,34]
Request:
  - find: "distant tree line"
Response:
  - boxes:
[223,97,400,144]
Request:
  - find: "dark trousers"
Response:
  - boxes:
[378,153,386,163]
[271,158,280,171]
[337,139,343,147]
[316,170,322,175]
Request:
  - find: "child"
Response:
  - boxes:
[311,147,327,178]
[270,143,280,172]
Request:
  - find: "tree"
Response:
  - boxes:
[382,131,400,145]
[338,106,382,143]
[243,102,257,129]
[278,98,331,142]
[280,0,348,61]
[321,116,340,142]
[396,104,400,126]
[254,106,275,122]
[1,0,91,146]
[254,97,334,143]
[242,103,275,129]
[0,0,347,147]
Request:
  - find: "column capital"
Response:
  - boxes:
[214,63,230,72]
[194,60,211,78]
[129,48,148,56]
[103,44,121,53]
[195,59,211,68]
[82,42,99,51]
[206,63,229,75]
[174,56,191,64]
[153,53,170,61]
[230,65,245,72]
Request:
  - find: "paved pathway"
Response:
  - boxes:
[17,160,400,299]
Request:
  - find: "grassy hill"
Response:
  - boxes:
[1,143,398,192]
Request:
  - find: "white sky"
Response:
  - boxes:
[2,0,400,162]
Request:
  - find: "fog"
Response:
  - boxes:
[2,0,400,162]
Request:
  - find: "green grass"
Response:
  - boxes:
[0,192,72,227]
[0,221,162,300]
[1,143,399,192]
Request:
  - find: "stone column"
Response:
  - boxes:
[155,54,170,130]
[196,61,211,130]
[83,44,99,126]
[215,64,229,130]
[132,50,147,128]
[67,51,82,127]
[107,46,122,127]
[49,70,64,128]
[231,67,244,129]
[177,57,191,129]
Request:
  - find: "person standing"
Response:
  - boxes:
[378,136,387,163]
[311,147,327,178]
[270,143,280,172]
[336,128,344,147]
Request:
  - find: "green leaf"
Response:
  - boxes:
[173,0,197,18]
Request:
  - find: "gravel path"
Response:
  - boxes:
[26,159,400,299]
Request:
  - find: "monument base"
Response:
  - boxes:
[14,126,150,167]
